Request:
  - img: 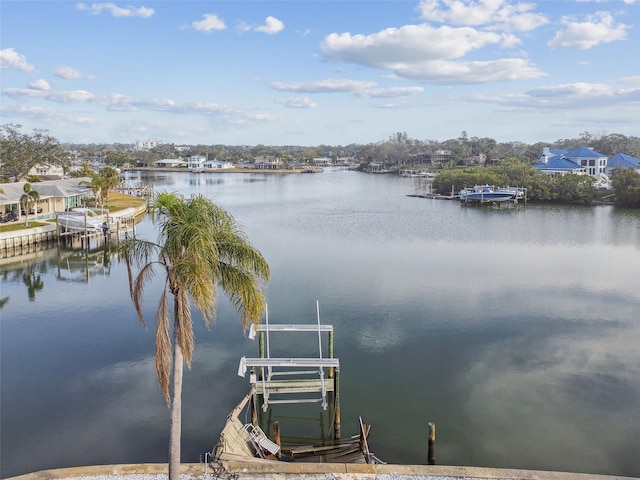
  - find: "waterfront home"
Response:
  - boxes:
[253,156,283,169]
[203,159,233,169]
[605,152,640,176]
[187,155,207,170]
[0,177,94,221]
[535,147,607,176]
[153,158,187,168]
[313,157,333,166]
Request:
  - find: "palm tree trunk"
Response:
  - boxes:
[168,320,184,480]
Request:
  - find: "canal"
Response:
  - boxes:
[1,168,639,477]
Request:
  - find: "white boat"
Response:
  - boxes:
[57,208,107,232]
[459,185,524,203]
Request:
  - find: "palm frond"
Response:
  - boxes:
[156,290,172,404]
[132,262,159,326]
[218,264,267,331]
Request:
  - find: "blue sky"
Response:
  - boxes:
[1,0,639,146]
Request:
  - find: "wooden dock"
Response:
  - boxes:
[213,303,384,466]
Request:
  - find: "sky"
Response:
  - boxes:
[1,0,639,147]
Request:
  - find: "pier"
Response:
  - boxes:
[238,303,341,439]
[210,303,389,466]
[0,204,145,259]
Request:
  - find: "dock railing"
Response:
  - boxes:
[237,302,339,415]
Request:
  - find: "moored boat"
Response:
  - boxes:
[459,185,525,203]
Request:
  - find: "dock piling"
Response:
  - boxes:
[427,422,436,465]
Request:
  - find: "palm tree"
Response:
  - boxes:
[20,183,40,226]
[81,174,106,208]
[117,192,269,480]
[99,166,120,203]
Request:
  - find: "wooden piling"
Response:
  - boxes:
[334,368,341,439]
[427,422,436,465]
[273,421,281,459]
[328,330,335,378]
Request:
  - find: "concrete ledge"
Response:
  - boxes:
[5,463,636,480]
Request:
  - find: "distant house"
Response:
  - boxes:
[203,159,233,169]
[187,155,207,170]
[336,156,357,166]
[430,150,452,166]
[461,153,486,166]
[533,147,589,176]
[313,157,333,166]
[28,163,65,179]
[253,156,283,169]
[605,153,640,176]
[155,158,187,168]
[565,147,608,176]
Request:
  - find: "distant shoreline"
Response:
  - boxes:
[124,167,309,174]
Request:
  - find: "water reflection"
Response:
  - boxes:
[1,169,639,477]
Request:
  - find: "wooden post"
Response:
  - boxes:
[259,331,265,359]
[251,391,258,425]
[257,330,265,422]
[273,421,281,459]
[328,330,334,378]
[334,369,341,439]
[427,422,436,465]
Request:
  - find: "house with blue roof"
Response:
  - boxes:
[605,153,640,176]
[564,147,608,176]
[533,147,586,176]
[534,146,607,176]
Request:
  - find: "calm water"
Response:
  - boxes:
[1,169,639,477]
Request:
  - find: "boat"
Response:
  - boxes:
[56,207,107,232]
[459,185,524,203]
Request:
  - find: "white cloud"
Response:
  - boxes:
[396,58,547,84]
[1,83,274,128]
[55,65,94,80]
[277,97,317,109]
[320,25,545,84]
[271,79,424,99]
[417,0,548,32]
[239,16,285,35]
[270,79,378,94]
[0,48,36,73]
[28,79,51,91]
[321,24,503,64]
[4,86,96,103]
[254,16,285,35]
[468,79,640,110]
[356,86,425,98]
[548,11,629,49]
[75,2,154,18]
[191,13,226,32]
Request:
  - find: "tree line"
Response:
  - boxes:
[2,123,639,207]
[432,158,640,207]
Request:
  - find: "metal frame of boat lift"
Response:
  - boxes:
[237,301,339,412]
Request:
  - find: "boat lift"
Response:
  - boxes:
[237,302,340,416]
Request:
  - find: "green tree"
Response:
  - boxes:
[20,183,40,226]
[551,174,596,204]
[611,167,640,207]
[81,175,107,208]
[71,162,96,178]
[99,167,120,203]
[0,124,65,181]
[117,193,269,480]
